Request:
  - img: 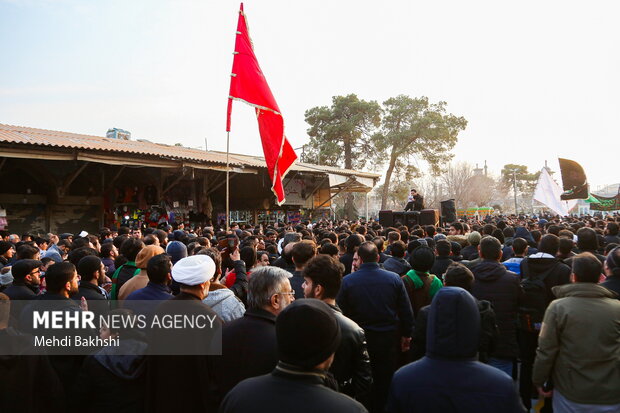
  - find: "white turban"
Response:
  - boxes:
[172,255,215,286]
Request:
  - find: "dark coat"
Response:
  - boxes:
[471,260,523,359]
[227,260,249,305]
[340,252,356,276]
[3,283,38,326]
[73,339,147,413]
[145,292,222,412]
[125,281,172,301]
[337,262,414,336]
[214,307,278,401]
[329,304,372,408]
[0,328,65,413]
[461,245,478,261]
[430,256,454,279]
[383,257,411,276]
[220,362,367,413]
[601,274,620,299]
[71,282,109,319]
[387,287,525,413]
[20,293,89,401]
[565,249,606,266]
[379,252,390,264]
[123,282,172,322]
[519,256,571,305]
[290,270,305,300]
[463,257,483,270]
[604,234,620,246]
[3,282,38,300]
[272,255,295,274]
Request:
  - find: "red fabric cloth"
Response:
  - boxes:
[226,3,297,205]
[224,270,252,288]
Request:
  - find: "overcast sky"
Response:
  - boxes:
[1,0,618,190]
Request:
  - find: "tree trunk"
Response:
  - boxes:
[380,152,398,210]
[343,138,356,219]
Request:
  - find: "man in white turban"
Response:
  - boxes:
[146,254,223,412]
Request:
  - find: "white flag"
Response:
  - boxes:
[533,168,577,216]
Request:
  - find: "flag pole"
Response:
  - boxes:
[226,131,230,231]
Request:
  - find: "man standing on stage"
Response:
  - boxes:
[404,189,425,212]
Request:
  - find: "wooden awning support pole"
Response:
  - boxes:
[311,178,356,213]
[106,166,126,191]
[162,168,189,195]
[58,162,90,197]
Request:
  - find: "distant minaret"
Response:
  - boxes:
[484,160,488,176]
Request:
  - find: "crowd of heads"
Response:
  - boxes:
[0,210,619,412]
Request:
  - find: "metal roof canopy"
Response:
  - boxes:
[328,174,376,193]
[0,122,380,186]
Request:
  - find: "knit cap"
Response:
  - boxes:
[276,299,341,369]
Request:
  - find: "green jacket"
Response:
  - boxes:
[532,283,620,405]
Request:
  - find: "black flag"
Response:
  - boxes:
[558,158,589,200]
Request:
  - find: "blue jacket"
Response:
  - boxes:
[123,282,172,319]
[337,262,414,336]
[387,287,525,413]
[125,282,172,301]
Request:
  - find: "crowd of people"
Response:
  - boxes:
[0,213,619,413]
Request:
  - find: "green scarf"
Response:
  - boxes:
[405,269,443,298]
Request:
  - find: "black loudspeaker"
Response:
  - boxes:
[420,209,440,226]
[392,211,405,226]
[404,211,420,227]
[379,210,394,227]
[440,199,457,224]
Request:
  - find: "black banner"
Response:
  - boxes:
[558,158,589,200]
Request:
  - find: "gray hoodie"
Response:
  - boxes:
[203,288,245,323]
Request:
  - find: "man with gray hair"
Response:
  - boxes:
[215,266,295,401]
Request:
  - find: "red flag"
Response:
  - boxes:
[226,3,297,205]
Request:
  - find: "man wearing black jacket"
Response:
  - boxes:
[146,255,223,412]
[303,254,372,409]
[19,262,88,403]
[3,259,41,325]
[517,234,571,410]
[72,255,109,320]
[215,266,294,403]
[337,242,414,412]
[430,240,454,280]
[220,300,366,413]
[471,236,523,377]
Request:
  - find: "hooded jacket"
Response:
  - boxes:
[532,283,620,405]
[411,298,499,363]
[203,285,245,322]
[514,227,535,247]
[73,338,147,413]
[387,287,525,413]
[471,260,523,359]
